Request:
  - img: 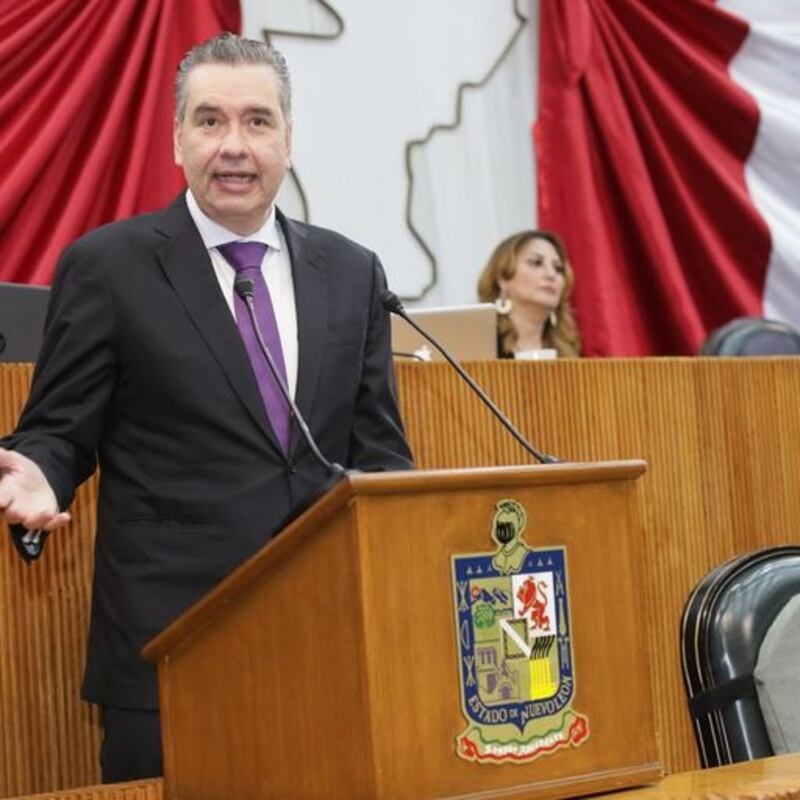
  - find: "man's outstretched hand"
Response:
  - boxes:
[0,448,71,531]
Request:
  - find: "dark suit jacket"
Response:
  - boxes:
[3,195,413,708]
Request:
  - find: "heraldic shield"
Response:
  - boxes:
[451,499,589,764]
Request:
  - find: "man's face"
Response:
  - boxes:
[174,63,292,236]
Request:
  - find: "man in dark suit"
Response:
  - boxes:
[0,33,412,782]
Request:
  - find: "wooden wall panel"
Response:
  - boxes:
[0,366,100,797]
[396,358,800,774]
[3,358,800,793]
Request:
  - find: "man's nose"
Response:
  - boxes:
[220,124,247,155]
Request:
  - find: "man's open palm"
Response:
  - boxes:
[0,448,71,531]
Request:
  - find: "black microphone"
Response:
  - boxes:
[381,290,560,465]
[233,277,346,479]
[9,524,49,562]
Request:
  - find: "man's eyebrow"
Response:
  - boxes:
[244,105,276,117]
[191,104,276,118]
[191,103,222,117]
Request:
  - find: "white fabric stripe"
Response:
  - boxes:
[718,1,800,325]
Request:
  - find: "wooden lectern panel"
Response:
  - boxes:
[145,463,659,800]
[4,358,800,795]
[155,490,375,799]
[353,466,657,800]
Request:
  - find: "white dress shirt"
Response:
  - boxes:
[185,190,298,398]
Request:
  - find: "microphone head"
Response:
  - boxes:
[380,289,405,315]
[234,277,255,299]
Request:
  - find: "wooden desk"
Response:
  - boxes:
[5,759,797,800]
[394,358,800,776]
[593,754,800,799]
[4,359,800,796]
[5,779,162,800]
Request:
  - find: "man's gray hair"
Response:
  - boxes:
[175,32,292,123]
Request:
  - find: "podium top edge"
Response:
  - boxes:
[347,460,647,494]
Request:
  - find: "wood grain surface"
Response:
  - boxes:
[3,780,162,800]
[154,465,658,799]
[0,365,100,797]
[395,358,800,776]
[592,752,800,799]
[3,358,800,795]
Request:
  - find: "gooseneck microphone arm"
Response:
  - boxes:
[380,290,560,465]
[233,277,345,478]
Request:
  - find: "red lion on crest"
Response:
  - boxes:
[517,577,550,632]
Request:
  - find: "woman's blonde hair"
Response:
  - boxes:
[477,229,581,358]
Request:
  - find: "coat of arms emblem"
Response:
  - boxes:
[451,499,589,763]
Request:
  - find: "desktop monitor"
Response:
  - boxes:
[0,282,50,363]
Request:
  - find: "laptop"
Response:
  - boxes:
[390,303,497,362]
[0,282,50,362]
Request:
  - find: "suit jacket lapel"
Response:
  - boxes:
[279,212,328,457]
[154,196,281,452]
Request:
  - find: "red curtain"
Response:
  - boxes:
[0,0,240,285]
[536,0,772,355]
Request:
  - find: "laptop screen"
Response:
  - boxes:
[0,282,50,363]
[390,303,497,362]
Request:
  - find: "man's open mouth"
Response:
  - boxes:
[215,172,256,185]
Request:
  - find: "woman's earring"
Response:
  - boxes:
[495,294,512,315]
[549,310,558,327]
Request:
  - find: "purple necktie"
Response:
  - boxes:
[218,241,291,453]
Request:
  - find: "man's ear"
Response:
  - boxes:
[173,117,183,167]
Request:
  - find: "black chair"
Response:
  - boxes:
[681,545,800,767]
[700,317,800,356]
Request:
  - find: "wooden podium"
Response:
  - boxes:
[143,461,661,800]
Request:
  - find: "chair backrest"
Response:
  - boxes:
[700,317,800,356]
[754,593,800,754]
[680,546,800,767]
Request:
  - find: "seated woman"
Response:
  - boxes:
[477,229,581,359]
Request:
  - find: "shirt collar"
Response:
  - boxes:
[185,189,282,252]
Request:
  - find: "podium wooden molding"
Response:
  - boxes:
[144,461,661,800]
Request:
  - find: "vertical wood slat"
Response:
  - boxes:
[0,365,100,798]
[3,358,800,792]
[396,358,800,775]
